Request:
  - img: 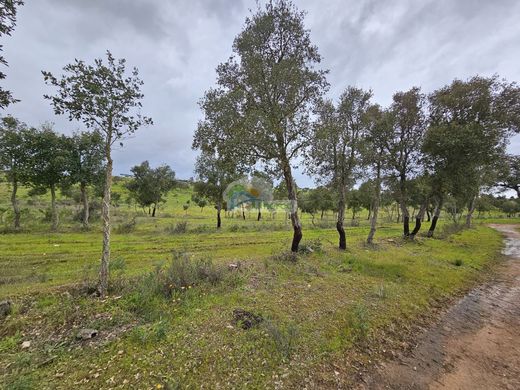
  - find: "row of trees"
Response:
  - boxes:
[192,0,520,252]
[0,118,104,229]
[2,0,519,295]
[0,117,177,228]
[298,185,520,224]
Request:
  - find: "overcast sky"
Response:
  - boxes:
[3,0,520,186]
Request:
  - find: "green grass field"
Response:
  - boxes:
[0,180,515,389]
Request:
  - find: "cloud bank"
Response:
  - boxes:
[3,0,520,186]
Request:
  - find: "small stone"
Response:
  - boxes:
[76,328,98,340]
[21,341,31,349]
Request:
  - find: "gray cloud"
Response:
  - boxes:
[2,0,520,186]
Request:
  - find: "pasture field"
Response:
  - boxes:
[0,180,515,389]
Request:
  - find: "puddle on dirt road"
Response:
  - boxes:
[360,225,520,390]
[490,225,520,258]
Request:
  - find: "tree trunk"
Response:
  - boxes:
[426,208,431,222]
[367,163,381,245]
[410,199,428,239]
[217,201,222,228]
[427,197,443,237]
[396,203,401,223]
[465,195,477,228]
[11,178,20,230]
[337,184,346,250]
[282,160,302,252]
[80,182,89,228]
[98,142,113,298]
[399,175,409,237]
[367,207,371,221]
[152,204,156,217]
[321,210,324,220]
[257,209,261,221]
[50,184,59,231]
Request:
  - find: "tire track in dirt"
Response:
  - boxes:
[359,224,520,390]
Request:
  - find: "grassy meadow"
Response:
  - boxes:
[0,179,516,389]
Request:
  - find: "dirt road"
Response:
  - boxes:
[360,224,520,390]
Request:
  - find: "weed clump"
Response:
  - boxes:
[263,321,299,360]
[439,223,465,238]
[130,251,226,301]
[271,251,298,263]
[233,309,264,329]
[452,258,463,267]
[115,217,137,234]
[165,221,188,234]
[345,304,370,343]
[157,251,224,296]
[298,239,323,254]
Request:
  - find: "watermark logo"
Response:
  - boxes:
[223,176,298,213]
[224,176,273,210]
